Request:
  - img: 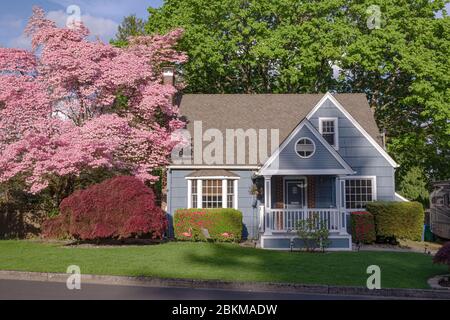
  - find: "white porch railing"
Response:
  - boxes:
[260,207,348,234]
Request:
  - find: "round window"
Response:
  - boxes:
[295,138,315,158]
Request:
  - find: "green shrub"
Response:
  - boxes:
[296,214,330,252]
[174,209,243,243]
[351,212,376,244]
[367,202,424,241]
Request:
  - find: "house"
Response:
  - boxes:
[430,181,450,240]
[166,91,400,250]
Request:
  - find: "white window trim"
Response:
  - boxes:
[222,180,228,209]
[186,177,239,210]
[319,117,339,150]
[233,179,239,209]
[295,137,316,159]
[187,179,193,209]
[340,176,377,211]
[197,179,202,209]
[186,176,241,180]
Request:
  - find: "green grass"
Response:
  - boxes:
[0,240,446,289]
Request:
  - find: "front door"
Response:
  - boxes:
[285,179,307,209]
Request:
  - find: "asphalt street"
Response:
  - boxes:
[0,279,385,300]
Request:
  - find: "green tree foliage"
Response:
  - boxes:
[398,166,430,205]
[111,14,146,47]
[141,0,449,183]
[367,201,425,241]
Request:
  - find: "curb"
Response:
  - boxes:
[1,270,450,299]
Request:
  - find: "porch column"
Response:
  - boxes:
[336,176,347,234]
[264,176,272,209]
[264,176,272,234]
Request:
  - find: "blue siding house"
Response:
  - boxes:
[166,92,401,250]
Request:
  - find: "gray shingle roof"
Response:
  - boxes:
[176,93,382,166]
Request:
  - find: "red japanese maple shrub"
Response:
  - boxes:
[43,176,167,240]
[434,242,450,272]
[351,211,376,244]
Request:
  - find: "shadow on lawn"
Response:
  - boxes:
[182,243,307,282]
[0,210,44,239]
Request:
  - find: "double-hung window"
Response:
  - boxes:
[319,118,338,149]
[188,178,238,209]
[202,179,223,209]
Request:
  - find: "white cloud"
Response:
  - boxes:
[47,0,161,20]
[0,16,24,30]
[0,14,27,48]
[8,34,32,50]
[6,9,119,49]
[46,10,119,42]
[436,3,450,18]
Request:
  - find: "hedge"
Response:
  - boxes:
[174,209,243,242]
[366,202,424,241]
[350,212,376,244]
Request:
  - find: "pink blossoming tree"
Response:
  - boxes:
[0,7,186,204]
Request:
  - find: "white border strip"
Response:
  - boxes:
[395,193,410,202]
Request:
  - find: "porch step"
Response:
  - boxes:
[259,233,352,251]
[265,230,345,236]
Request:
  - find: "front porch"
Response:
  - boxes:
[258,175,352,251]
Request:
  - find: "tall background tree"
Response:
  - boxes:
[113,0,450,190]
[398,167,430,206]
[111,14,146,47]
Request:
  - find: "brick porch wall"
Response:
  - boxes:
[272,176,316,209]
[307,176,316,209]
[274,176,284,209]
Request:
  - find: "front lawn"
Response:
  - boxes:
[0,240,446,289]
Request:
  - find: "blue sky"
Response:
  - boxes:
[0,0,163,48]
[1,1,448,49]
